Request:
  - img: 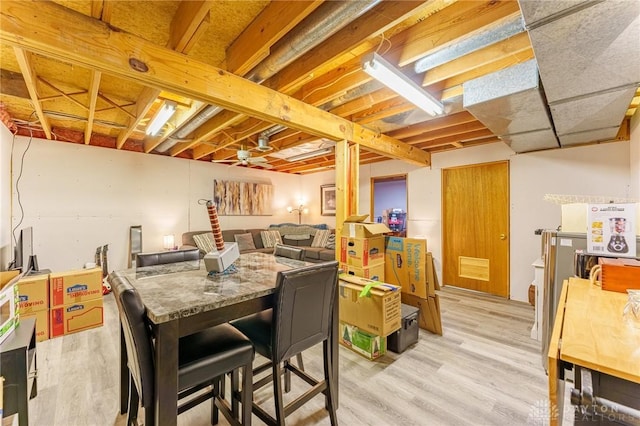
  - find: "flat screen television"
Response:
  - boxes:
[14,226,36,272]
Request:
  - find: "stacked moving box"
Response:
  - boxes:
[49,268,104,338]
[17,274,50,342]
[338,216,400,360]
[339,215,390,281]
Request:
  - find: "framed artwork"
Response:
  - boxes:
[213,179,273,215]
[321,184,336,216]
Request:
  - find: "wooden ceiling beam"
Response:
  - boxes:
[389,1,521,66]
[264,1,429,94]
[402,121,488,145]
[329,87,397,117]
[85,71,101,144]
[415,128,495,149]
[422,31,531,87]
[226,1,322,76]
[169,109,245,156]
[90,0,112,22]
[388,111,477,139]
[12,47,51,138]
[0,1,430,166]
[116,0,213,149]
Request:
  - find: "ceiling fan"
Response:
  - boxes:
[212,149,273,169]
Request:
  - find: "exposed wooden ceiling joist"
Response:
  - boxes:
[0,1,430,166]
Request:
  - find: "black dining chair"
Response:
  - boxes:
[230,261,339,426]
[135,248,200,267]
[112,278,254,426]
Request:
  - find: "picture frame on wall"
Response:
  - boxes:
[321,184,336,216]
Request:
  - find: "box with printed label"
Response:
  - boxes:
[339,263,385,282]
[338,274,400,336]
[384,237,434,298]
[49,267,103,307]
[0,271,21,345]
[50,298,103,338]
[341,215,391,239]
[20,309,49,342]
[340,236,385,268]
[339,321,386,360]
[18,274,49,313]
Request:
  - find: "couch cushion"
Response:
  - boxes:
[260,230,282,248]
[222,229,246,243]
[318,250,336,262]
[303,247,323,260]
[192,232,215,254]
[234,233,257,252]
[311,229,332,248]
[246,229,266,249]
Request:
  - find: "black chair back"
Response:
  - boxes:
[136,248,200,267]
[112,279,155,411]
[273,243,305,261]
[272,261,338,363]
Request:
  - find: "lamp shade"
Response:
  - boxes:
[163,234,175,250]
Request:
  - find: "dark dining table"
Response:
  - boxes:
[108,252,338,426]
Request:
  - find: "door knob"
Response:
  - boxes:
[500,234,506,240]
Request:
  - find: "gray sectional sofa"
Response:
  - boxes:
[181,226,335,263]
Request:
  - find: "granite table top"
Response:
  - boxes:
[109,252,307,324]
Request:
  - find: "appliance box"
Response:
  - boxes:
[0,271,21,345]
[339,321,386,360]
[49,267,103,307]
[384,237,434,298]
[339,263,385,282]
[18,274,49,313]
[599,258,640,293]
[339,236,385,268]
[50,298,103,337]
[341,215,391,238]
[338,274,401,336]
[387,304,420,353]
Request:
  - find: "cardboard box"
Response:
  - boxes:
[338,274,401,336]
[0,270,21,345]
[18,274,49,313]
[20,309,49,342]
[340,236,385,267]
[401,293,443,336]
[50,267,103,307]
[385,237,434,298]
[339,321,386,360]
[340,263,385,282]
[341,215,391,238]
[50,298,103,338]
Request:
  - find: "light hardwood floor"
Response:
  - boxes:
[9,286,555,425]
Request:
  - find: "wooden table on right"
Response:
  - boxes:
[548,277,640,425]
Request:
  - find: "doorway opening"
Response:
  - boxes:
[371,174,408,237]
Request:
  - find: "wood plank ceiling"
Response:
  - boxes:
[0,0,637,174]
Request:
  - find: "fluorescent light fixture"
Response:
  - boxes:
[361,52,443,116]
[285,147,333,162]
[146,101,177,136]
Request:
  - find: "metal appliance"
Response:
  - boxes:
[540,230,640,371]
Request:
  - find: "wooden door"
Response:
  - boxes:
[442,161,509,297]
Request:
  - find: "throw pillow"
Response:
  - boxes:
[234,233,257,251]
[311,229,332,248]
[324,233,336,250]
[260,230,282,248]
[192,232,215,254]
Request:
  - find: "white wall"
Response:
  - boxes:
[1,124,13,270]
[10,137,308,272]
[358,140,633,302]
